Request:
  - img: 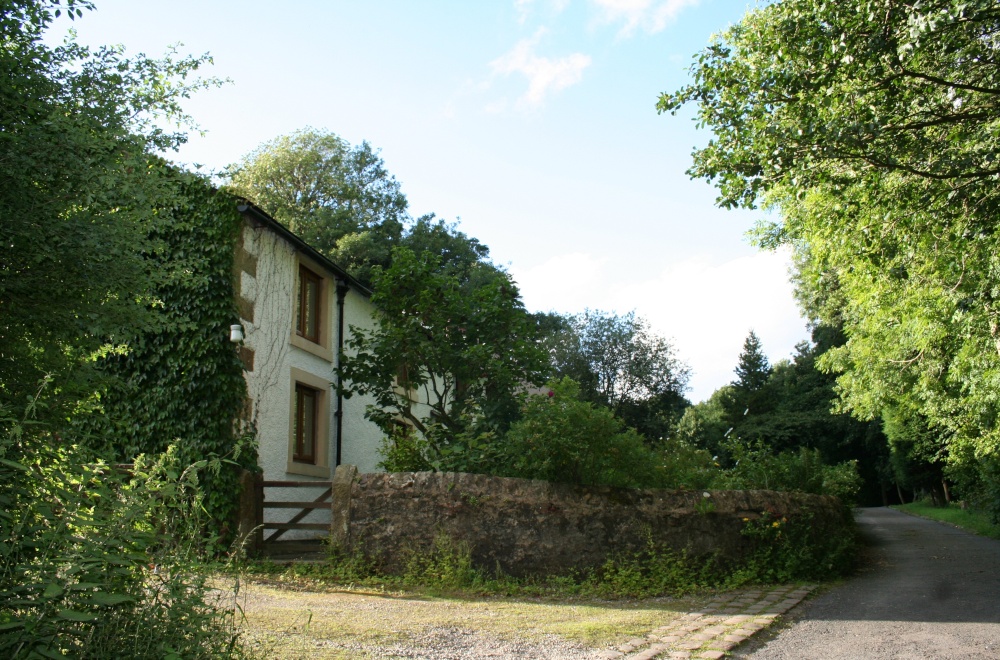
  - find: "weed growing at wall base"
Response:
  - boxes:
[736,510,858,583]
[255,520,857,600]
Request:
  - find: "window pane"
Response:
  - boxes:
[301,389,316,461]
[294,384,318,464]
[305,277,319,340]
[297,266,322,343]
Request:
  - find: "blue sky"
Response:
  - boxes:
[56,0,805,402]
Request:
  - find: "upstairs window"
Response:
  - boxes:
[296,264,322,343]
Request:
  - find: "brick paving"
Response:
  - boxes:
[597,584,815,659]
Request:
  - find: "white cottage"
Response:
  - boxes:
[233,202,385,540]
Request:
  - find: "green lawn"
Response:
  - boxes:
[892,502,1000,540]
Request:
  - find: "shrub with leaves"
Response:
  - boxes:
[497,378,665,488]
[736,509,857,583]
[0,393,255,659]
[714,439,862,505]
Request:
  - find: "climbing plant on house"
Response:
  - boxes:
[83,171,255,537]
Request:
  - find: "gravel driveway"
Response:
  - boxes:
[732,507,1000,659]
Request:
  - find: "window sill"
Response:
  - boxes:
[290,332,334,362]
[285,461,331,479]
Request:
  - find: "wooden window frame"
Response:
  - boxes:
[296,264,322,344]
[293,383,319,464]
[290,256,333,362]
[286,368,331,478]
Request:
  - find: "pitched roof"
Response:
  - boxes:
[236,200,372,297]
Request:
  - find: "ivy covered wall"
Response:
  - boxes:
[88,169,255,537]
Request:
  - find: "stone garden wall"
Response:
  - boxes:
[329,465,850,577]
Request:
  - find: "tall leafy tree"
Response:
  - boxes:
[0,0,218,420]
[660,0,1000,505]
[334,213,492,287]
[225,127,408,255]
[543,310,691,440]
[226,129,497,289]
[341,247,548,466]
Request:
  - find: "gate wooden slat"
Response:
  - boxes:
[263,522,329,530]
[262,485,333,544]
[264,501,330,509]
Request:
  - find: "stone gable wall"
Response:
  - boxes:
[330,465,850,577]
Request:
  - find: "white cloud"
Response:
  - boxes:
[590,0,701,36]
[511,249,808,403]
[510,252,611,311]
[490,29,592,108]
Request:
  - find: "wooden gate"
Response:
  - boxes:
[239,472,333,557]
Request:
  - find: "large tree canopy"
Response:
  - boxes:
[660,0,1000,490]
[0,0,218,417]
[341,247,548,465]
[541,310,691,440]
[225,128,408,256]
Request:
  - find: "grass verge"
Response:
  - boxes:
[893,501,1000,539]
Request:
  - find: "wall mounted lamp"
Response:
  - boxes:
[230,324,244,343]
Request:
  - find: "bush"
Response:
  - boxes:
[652,436,718,490]
[401,533,480,591]
[735,509,857,583]
[0,395,255,659]
[713,439,862,504]
[499,378,664,488]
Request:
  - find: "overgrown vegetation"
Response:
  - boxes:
[80,172,255,534]
[0,393,256,658]
[1,2,258,655]
[252,515,855,601]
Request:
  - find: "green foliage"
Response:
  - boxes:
[541,310,691,440]
[675,385,733,459]
[80,172,254,535]
[654,436,718,491]
[713,440,862,505]
[581,540,723,599]
[0,393,254,659]
[401,533,479,591]
[882,405,948,503]
[225,127,408,257]
[225,128,498,289]
[342,246,547,459]
[737,510,857,583]
[257,518,856,600]
[894,501,1000,540]
[499,378,666,488]
[323,544,379,583]
[733,330,771,393]
[0,0,221,421]
[661,0,1000,507]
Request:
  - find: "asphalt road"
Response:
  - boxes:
[733,507,1000,659]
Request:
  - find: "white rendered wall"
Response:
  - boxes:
[238,221,385,538]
